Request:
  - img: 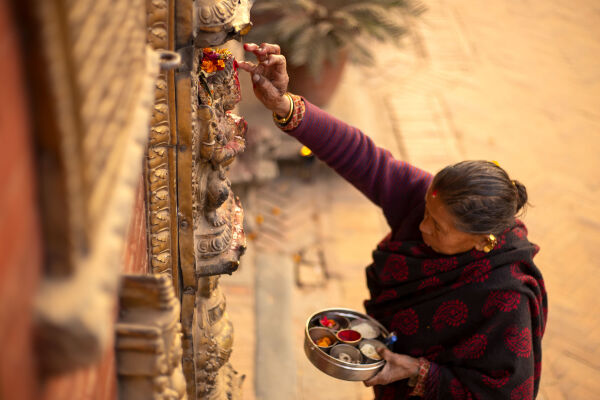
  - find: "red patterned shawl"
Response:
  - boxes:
[364,221,547,399]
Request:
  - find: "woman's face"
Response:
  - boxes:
[419,187,487,255]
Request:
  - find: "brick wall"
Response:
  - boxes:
[0,2,42,399]
[1,2,151,398]
[41,348,116,400]
[122,177,150,275]
[41,177,149,400]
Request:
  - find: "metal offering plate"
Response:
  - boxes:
[304,308,391,381]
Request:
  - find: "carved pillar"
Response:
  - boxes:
[172,1,253,398]
[116,274,187,399]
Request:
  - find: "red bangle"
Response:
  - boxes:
[408,357,430,397]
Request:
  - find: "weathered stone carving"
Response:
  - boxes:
[193,0,254,47]
[186,47,247,399]
[192,47,247,277]
[173,0,252,397]
[116,274,187,400]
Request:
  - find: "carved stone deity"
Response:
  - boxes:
[188,47,247,399]
[193,47,247,275]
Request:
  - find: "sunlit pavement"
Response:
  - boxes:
[222,1,600,399]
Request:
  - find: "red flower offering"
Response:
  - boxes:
[320,316,337,329]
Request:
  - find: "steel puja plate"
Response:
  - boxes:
[304,308,391,381]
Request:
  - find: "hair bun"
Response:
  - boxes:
[513,180,528,212]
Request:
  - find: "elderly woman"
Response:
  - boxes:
[239,43,547,399]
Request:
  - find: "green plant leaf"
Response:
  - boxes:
[343,4,407,39]
[348,40,375,66]
[287,25,318,67]
[248,0,424,71]
[330,10,361,33]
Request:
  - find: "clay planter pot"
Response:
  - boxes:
[286,48,348,107]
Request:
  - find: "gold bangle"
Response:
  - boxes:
[273,93,294,125]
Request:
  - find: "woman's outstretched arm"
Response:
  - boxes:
[287,99,432,231]
[239,43,432,232]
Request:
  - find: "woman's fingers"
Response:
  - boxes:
[364,369,385,387]
[260,43,281,55]
[237,60,257,73]
[243,42,259,51]
[237,61,265,83]
[265,54,286,68]
[240,43,289,110]
[253,73,279,96]
[243,43,267,61]
[378,347,392,359]
[243,42,281,61]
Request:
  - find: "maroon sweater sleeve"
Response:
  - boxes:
[284,99,433,240]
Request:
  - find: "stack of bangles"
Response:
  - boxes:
[272,92,304,131]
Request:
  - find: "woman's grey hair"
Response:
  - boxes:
[431,160,528,235]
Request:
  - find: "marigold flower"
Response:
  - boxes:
[201,60,216,73]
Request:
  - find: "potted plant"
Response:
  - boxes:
[246,0,425,106]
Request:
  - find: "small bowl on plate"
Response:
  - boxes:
[317,313,350,331]
[359,339,386,363]
[308,327,337,352]
[350,318,381,340]
[330,344,362,364]
[335,329,362,346]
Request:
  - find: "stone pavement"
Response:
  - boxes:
[221,0,600,399]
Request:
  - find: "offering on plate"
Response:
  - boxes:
[304,308,391,381]
[330,343,362,364]
[320,316,337,329]
[359,343,381,360]
[337,352,357,363]
[308,326,337,351]
[336,329,361,345]
[351,320,379,339]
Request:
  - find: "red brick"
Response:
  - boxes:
[0,2,42,400]
[122,176,149,274]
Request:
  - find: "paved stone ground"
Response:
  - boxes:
[221,0,600,399]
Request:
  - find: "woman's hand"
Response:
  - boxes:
[238,43,291,117]
[364,348,420,387]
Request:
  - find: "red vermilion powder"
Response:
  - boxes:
[338,329,361,341]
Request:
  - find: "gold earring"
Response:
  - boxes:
[483,234,497,253]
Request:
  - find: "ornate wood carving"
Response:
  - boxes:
[116,274,187,400]
[174,0,251,397]
[192,48,247,276]
[146,0,180,294]
[23,0,161,374]
[193,0,254,47]
[190,48,247,399]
